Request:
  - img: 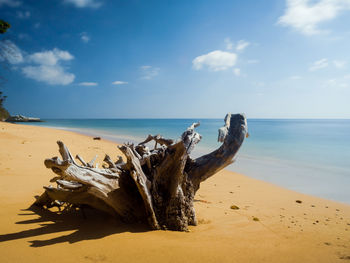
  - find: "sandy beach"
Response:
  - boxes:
[0,121,349,263]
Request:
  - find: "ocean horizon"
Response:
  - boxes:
[24,118,350,204]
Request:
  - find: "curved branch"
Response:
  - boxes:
[187,113,248,184]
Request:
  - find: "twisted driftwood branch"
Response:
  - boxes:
[34,113,248,231]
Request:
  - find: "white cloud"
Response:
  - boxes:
[224,38,233,50]
[0,0,21,7]
[140,65,160,79]
[0,41,75,86]
[233,68,241,76]
[192,50,237,71]
[23,48,75,85]
[324,77,349,88]
[309,58,328,71]
[140,65,151,70]
[22,65,75,85]
[79,82,97,86]
[278,0,350,35]
[28,48,74,66]
[64,0,102,8]
[308,58,346,72]
[0,40,24,64]
[112,80,128,85]
[236,40,250,51]
[16,10,30,19]
[80,32,90,43]
[333,60,346,69]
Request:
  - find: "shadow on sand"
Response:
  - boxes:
[0,205,150,247]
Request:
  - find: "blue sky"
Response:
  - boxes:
[1,0,350,118]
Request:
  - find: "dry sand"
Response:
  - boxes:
[0,121,349,263]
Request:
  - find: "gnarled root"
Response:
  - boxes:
[34,113,248,231]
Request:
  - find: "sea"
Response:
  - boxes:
[24,118,350,204]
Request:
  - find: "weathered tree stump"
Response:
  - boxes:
[34,113,248,231]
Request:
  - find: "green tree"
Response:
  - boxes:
[0,20,10,34]
[0,91,9,120]
[0,20,11,120]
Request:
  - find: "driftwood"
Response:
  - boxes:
[34,113,248,231]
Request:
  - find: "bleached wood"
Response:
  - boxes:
[87,155,97,168]
[75,154,87,166]
[34,113,247,231]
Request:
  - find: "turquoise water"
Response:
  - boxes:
[25,119,350,203]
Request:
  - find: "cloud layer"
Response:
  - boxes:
[23,49,74,85]
[278,0,350,35]
[140,65,160,80]
[309,58,328,71]
[0,40,24,64]
[14,48,75,85]
[1,41,75,86]
[192,50,237,71]
[236,40,250,51]
[112,81,128,85]
[27,48,73,65]
[22,65,75,85]
[80,32,90,43]
[79,82,98,86]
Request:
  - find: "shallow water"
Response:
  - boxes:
[24,118,350,203]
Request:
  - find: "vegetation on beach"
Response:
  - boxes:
[0,20,10,34]
[0,20,10,120]
[0,91,9,121]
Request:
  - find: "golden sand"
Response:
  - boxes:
[0,122,349,263]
